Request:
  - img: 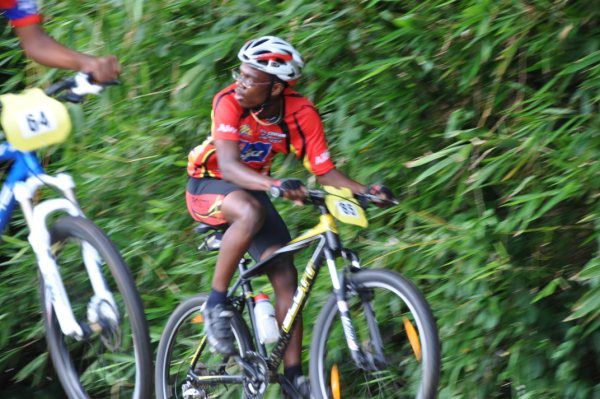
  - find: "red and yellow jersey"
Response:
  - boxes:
[0,0,41,27]
[188,83,335,179]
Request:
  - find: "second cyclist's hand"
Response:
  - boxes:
[276,179,306,202]
[79,55,121,83]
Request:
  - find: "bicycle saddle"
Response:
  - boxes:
[195,223,226,252]
[194,223,225,235]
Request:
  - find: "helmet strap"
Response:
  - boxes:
[251,75,278,116]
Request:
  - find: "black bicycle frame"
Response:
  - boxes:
[190,205,381,387]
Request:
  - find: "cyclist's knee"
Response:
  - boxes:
[222,191,265,231]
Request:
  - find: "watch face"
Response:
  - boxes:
[269,186,281,198]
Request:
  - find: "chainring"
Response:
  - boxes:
[241,351,269,399]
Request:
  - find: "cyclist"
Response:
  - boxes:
[186,35,393,397]
[1,0,120,82]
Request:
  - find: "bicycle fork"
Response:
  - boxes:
[14,173,118,340]
[326,248,387,371]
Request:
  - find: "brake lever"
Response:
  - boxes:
[360,193,399,207]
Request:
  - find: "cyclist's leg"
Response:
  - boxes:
[246,193,304,373]
[186,177,266,292]
[186,177,266,354]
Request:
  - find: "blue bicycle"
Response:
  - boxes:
[0,74,152,398]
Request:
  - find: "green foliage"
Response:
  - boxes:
[1,0,598,396]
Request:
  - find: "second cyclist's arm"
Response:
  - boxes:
[214,139,276,191]
[14,25,120,82]
[16,24,90,70]
[316,168,366,194]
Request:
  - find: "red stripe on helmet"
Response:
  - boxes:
[256,53,293,62]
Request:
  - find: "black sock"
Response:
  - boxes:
[284,364,303,381]
[206,288,227,308]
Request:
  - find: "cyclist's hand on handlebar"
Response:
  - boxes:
[270,179,307,203]
[367,184,396,208]
[79,54,121,83]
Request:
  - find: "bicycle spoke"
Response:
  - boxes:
[156,297,249,399]
[311,270,440,399]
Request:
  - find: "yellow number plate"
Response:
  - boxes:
[0,88,71,151]
[324,186,368,228]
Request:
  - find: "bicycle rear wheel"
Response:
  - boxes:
[155,294,254,399]
[310,269,440,399]
[40,216,152,399]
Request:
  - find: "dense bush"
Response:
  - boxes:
[1,0,598,397]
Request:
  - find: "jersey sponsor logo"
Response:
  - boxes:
[239,141,272,163]
[315,150,330,165]
[216,123,238,134]
[239,124,252,137]
[259,129,286,143]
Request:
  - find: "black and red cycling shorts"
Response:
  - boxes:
[186,177,291,260]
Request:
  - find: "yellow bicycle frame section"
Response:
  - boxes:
[287,186,368,245]
[290,214,338,244]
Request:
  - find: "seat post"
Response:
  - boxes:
[238,257,250,273]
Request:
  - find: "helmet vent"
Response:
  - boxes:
[254,38,269,46]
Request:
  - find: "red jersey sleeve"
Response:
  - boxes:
[1,0,42,27]
[211,88,243,142]
[295,106,335,176]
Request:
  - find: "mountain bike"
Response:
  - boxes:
[0,73,153,398]
[156,185,440,398]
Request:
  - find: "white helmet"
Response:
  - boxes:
[237,36,304,82]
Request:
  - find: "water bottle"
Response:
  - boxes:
[254,293,279,344]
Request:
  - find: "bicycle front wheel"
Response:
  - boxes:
[40,216,152,399]
[155,294,254,399]
[310,269,440,399]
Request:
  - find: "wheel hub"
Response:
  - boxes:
[87,297,121,350]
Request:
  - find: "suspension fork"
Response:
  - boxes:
[14,173,117,339]
[334,249,387,370]
[324,248,367,368]
[356,287,387,368]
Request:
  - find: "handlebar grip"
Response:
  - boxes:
[357,193,399,207]
[44,73,120,103]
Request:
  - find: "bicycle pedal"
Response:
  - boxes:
[278,375,303,399]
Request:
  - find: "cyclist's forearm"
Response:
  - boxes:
[316,168,366,194]
[15,25,89,70]
[220,161,275,191]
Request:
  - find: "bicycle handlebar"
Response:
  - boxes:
[45,72,119,102]
[270,186,398,208]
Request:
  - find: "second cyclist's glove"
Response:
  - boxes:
[279,178,304,191]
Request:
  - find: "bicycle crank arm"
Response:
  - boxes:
[234,355,261,381]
